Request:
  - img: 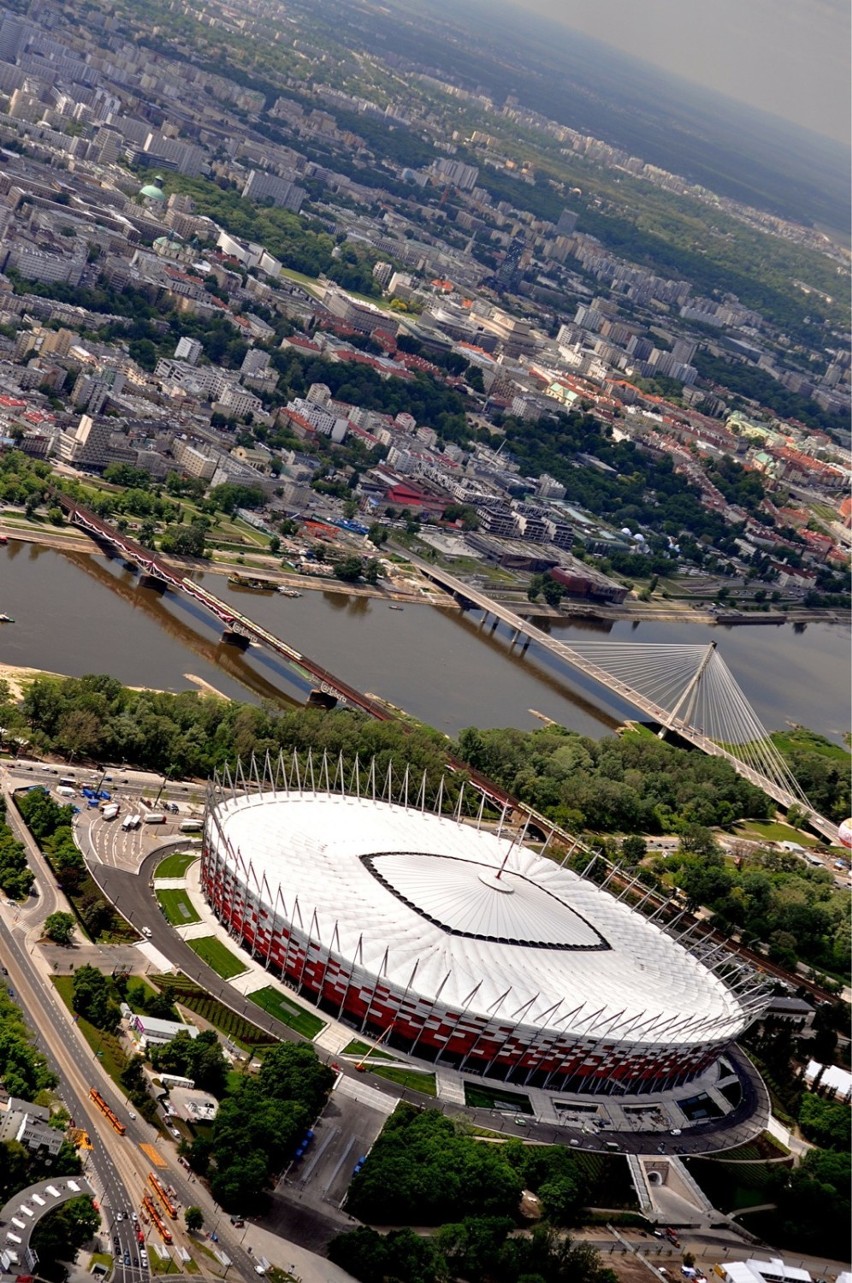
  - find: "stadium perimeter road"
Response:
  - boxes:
[86,845,771,1161]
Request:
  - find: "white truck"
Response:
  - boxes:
[102,803,120,821]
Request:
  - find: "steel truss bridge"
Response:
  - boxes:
[56,496,837,842]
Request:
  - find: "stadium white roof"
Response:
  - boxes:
[209,793,745,1047]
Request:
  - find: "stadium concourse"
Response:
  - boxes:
[195,753,771,1138]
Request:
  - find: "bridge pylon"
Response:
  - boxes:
[657,640,717,740]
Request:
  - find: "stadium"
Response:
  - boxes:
[201,757,766,1098]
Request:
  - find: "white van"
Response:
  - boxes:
[56,785,76,798]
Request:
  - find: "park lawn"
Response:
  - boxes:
[155,852,198,879]
[149,1252,179,1275]
[248,986,325,1038]
[464,1082,534,1115]
[617,721,659,742]
[716,1132,790,1160]
[280,266,324,295]
[51,976,128,1083]
[157,889,202,926]
[733,820,819,847]
[770,728,850,763]
[370,1065,437,1095]
[187,936,248,979]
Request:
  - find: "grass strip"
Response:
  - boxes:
[156,889,202,926]
[247,985,325,1038]
[154,852,199,879]
[186,936,248,979]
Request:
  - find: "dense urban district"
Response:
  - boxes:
[0,0,848,1281]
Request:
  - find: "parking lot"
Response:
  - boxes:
[6,760,204,872]
[280,1076,394,1210]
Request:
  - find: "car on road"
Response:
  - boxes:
[669,1128,682,1135]
[123,1253,131,1266]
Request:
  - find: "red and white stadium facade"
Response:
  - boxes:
[202,756,767,1097]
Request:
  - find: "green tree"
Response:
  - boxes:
[31,1195,100,1279]
[43,911,75,945]
[185,1206,204,1232]
[333,555,364,583]
[797,1093,852,1150]
[71,965,120,1032]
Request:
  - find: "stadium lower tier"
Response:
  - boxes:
[201,859,724,1096]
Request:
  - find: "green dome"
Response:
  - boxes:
[139,179,166,201]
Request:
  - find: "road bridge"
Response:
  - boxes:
[55,494,395,721]
[54,495,836,843]
[405,552,839,843]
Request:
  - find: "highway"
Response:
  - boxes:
[0,911,146,1283]
[0,772,263,1282]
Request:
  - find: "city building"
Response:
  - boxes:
[56,414,114,469]
[242,169,306,212]
[0,1098,62,1156]
[130,1014,200,1050]
[432,157,479,191]
[175,336,203,365]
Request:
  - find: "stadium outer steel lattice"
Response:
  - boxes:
[201,754,769,1097]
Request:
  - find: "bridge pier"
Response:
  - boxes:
[221,629,250,650]
[139,573,167,592]
[520,638,530,654]
[490,617,499,632]
[308,689,338,710]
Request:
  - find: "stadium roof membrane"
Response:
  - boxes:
[211,793,744,1045]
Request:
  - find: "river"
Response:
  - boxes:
[1,541,849,744]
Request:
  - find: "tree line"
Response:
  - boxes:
[334,1105,626,1283]
[183,1042,334,1212]
[14,788,134,942]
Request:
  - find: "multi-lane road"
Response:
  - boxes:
[0,766,262,1282]
[0,912,147,1283]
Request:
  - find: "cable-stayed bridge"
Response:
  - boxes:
[410,556,839,844]
[53,495,838,843]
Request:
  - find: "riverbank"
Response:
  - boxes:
[0,518,455,608]
[2,517,847,628]
[0,661,228,702]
